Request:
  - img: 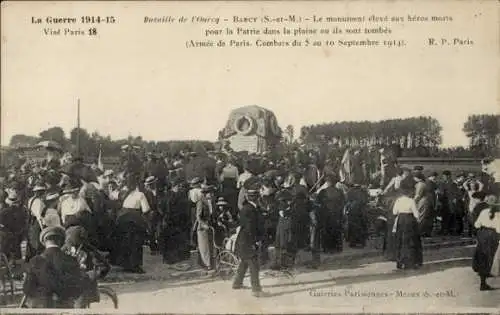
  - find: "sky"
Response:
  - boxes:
[1,1,498,148]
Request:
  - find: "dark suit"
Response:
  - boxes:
[233,201,262,292]
[0,204,28,260]
[319,186,345,252]
[23,246,89,308]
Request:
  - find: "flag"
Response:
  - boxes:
[97,144,104,171]
[339,149,352,184]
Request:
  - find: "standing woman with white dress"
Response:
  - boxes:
[392,182,423,270]
[114,175,151,273]
[472,197,500,291]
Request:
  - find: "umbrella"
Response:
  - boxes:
[36,140,63,152]
[61,162,98,183]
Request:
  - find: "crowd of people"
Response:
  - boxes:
[0,144,498,305]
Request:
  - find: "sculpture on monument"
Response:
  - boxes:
[219,105,282,153]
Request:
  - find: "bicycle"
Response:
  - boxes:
[210,226,241,280]
[18,285,118,309]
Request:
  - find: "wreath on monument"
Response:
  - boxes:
[234,115,255,136]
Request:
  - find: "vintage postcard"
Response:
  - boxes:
[1,0,499,313]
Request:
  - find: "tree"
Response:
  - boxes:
[9,134,40,148]
[463,114,499,153]
[300,117,442,150]
[39,127,66,146]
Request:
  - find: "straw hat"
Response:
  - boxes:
[39,226,65,244]
[216,197,228,206]
[145,176,157,186]
[32,183,47,192]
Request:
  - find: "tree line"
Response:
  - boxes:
[300,116,443,148]
[6,114,499,160]
[462,114,499,153]
[8,126,215,160]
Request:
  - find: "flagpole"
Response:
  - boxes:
[77,98,81,157]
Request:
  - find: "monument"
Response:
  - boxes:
[219,105,282,153]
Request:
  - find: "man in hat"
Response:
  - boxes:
[478,158,495,195]
[468,191,489,236]
[23,226,90,308]
[438,170,461,236]
[161,177,190,264]
[287,170,310,251]
[144,176,164,255]
[188,177,203,228]
[145,152,168,193]
[220,156,239,213]
[26,182,48,261]
[318,173,345,254]
[233,177,268,297]
[271,189,296,270]
[59,177,92,229]
[237,159,258,210]
[0,185,28,263]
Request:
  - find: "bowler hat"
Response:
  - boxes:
[443,170,451,176]
[39,226,65,244]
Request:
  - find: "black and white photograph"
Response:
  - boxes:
[1,0,499,312]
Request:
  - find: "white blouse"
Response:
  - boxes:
[474,208,500,233]
[122,189,151,213]
[28,197,45,220]
[58,195,91,224]
[189,188,203,204]
[392,196,419,219]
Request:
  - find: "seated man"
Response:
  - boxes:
[22,226,92,308]
[63,226,109,305]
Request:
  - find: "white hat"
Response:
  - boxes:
[33,184,47,192]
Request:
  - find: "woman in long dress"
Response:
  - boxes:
[193,184,215,271]
[472,199,500,291]
[114,175,151,273]
[392,183,423,270]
